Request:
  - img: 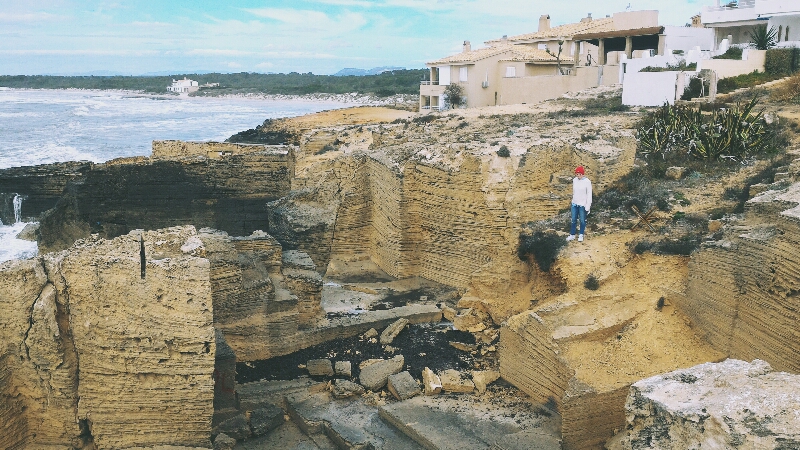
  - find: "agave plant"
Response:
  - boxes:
[637,97,777,162]
[749,24,778,50]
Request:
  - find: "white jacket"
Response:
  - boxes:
[572,177,592,212]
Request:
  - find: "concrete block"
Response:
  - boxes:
[250,404,285,437]
[307,358,334,377]
[440,369,474,393]
[359,355,404,391]
[335,360,352,377]
[387,371,421,400]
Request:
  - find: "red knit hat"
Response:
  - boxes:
[575,166,585,175]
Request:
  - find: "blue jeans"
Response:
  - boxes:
[570,203,587,235]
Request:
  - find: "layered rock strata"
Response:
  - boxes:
[499,250,724,450]
[680,178,800,373]
[270,113,637,322]
[0,161,90,223]
[608,359,800,450]
[0,226,216,449]
[4,145,295,253]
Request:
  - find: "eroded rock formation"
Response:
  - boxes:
[0,226,215,449]
[679,173,800,373]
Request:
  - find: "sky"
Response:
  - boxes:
[0,0,716,76]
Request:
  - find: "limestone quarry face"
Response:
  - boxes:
[0,226,215,449]
[608,359,800,450]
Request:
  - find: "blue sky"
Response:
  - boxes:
[0,0,714,75]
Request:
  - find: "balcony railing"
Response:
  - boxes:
[705,0,755,12]
[420,105,442,110]
[420,81,440,85]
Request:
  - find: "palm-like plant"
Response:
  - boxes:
[749,24,778,50]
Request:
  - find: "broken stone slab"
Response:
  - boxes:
[440,369,475,393]
[363,328,378,339]
[282,249,317,271]
[471,370,500,394]
[387,371,421,401]
[331,379,365,399]
[449,341,478,352]
[422,367,442,396]
[250,403,285,437]
[307,358,334,377]
[608,359,800,450]
[335,360,352,377]
[212,432,236,450]
[380,317,409,345]
[378,396,560,450]
[453,308,490,333]
[359,355,405,391]
[442,305,458,322]
[214,414,251,441]
[285,389,424,449]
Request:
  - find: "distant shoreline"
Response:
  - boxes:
[0,86,419,106]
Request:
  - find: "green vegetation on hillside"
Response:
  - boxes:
[637,97,785,163]
[0,70,428,96]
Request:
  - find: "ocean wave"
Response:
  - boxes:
[0,222,38,263]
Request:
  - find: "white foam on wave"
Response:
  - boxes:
[0,142,100,169]
[0,221,38,263]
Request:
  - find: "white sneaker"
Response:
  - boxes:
[578,234,584,242]
[566,235,576,241]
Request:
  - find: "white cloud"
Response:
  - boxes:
[244,8,367,32]
[0,12,61,22]
[187,49,257,57]
[0,49,159,56]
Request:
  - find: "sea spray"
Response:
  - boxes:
[0,194,38,262]
[13,194,23,223]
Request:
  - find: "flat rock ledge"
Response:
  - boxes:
[608,359,800,450]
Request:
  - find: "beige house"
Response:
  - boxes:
[421,10,664,109]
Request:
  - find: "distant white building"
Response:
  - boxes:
[167,77,199,93]
[701,0,800,50]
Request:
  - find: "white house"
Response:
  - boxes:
[701,0,800,50]
[167,78,200,93]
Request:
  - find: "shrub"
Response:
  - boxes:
[712,47,743,60]
[717,70,783,93]
[496,145,510,157]
[455,121,469,130]
[412,115,437,124]
[765,47,800,75]
[640,62,697,72]
[681,76,709,100]
[443,83,466,109]
[584,273,600,290]
[636,97,785,162]
[583,96,629,112]
[770,72,800,102]
[517,230,567,272]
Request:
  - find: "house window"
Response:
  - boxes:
[505,66,516,77]
[779,25,783,42]
[459,67,468,82]
[787,26,790,41]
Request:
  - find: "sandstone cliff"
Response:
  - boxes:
[1,227,215,449]
[678,166,800,374]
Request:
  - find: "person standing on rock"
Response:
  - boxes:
[567,166,592,242]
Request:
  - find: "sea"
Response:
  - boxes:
[0,88,362,263]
